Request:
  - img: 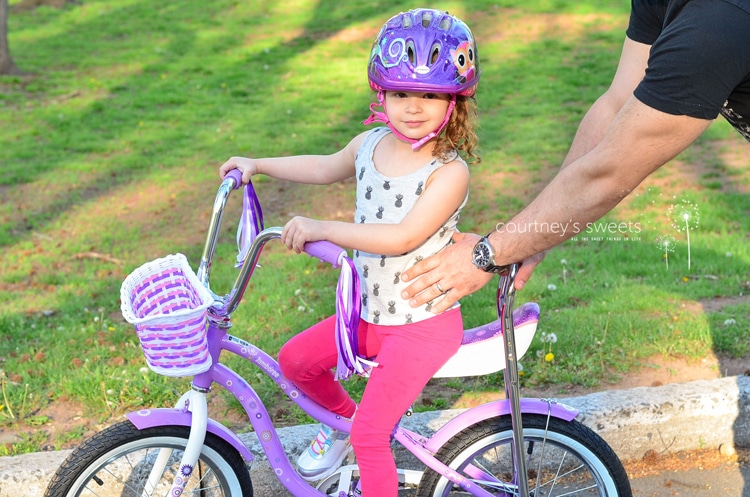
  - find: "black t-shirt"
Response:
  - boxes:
[626,0,750,141]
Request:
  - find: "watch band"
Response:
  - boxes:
[473,234,509,274]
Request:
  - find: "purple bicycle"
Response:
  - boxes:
[43,172,631,497]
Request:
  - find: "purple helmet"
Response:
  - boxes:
[367,9,480,96]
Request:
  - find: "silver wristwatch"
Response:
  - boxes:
[471,234,509,274]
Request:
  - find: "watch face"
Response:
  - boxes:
[473,241,492,268]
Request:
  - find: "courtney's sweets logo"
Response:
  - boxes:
[492,195,700,270]
[494,220,642,239]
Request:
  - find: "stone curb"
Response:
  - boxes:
[1,376,747,497]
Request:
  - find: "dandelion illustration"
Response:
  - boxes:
[668,199,699,270]
[655,234,676,270]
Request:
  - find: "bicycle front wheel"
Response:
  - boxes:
[417,414,631,497]
[44,420,253,497]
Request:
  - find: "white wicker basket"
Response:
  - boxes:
[120,253,213,377]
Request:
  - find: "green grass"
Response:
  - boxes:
[1,0,749,454]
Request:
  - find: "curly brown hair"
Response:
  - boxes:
[433,95,480,164]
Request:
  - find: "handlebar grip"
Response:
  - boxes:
[303,240,346,268]
[224,169,244,190]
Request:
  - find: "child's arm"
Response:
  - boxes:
[218,132,368,185]
[282,159,470,255]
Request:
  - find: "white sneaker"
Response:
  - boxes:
[296,424,352,481]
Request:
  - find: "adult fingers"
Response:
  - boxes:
[514,251,546,290]
[401,251,441,286]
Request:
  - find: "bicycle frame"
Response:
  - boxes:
[128,296,578,497]
[118,172,583,497]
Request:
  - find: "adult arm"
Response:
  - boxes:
[399,38,650,303]
[400,37,652,307]
[402,95,712,312]
[561,37,650,167]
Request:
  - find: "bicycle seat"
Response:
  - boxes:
[432,302,539,378]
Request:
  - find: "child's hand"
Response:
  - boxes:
[218,157,258,185]
[282,217,325,253]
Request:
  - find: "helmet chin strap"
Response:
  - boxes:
[363,90,457,150]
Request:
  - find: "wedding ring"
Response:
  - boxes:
[436,282,445,294]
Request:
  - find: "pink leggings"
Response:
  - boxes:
[278,308,463,497]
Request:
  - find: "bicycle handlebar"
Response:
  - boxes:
[198,173,348,319]
[303,240,346,267]
[224,169,243,190]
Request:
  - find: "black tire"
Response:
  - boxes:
[417,414,632,497]
[44,420,253,497]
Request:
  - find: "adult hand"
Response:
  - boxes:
[513,251,546,290]
[400,234,547,313]
[400,232,492,313]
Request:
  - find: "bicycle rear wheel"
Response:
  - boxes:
[44,420,253,497]
[417,414,631,497]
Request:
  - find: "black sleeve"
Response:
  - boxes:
[633,0,750,120]
[625,0,667,44]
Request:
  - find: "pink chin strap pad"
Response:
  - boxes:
[363,90,457,150]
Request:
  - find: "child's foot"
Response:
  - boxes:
[296,424,352,481]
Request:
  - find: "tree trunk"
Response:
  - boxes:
[0,0,23,75]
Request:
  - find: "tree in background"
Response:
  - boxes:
[0,0,23,75]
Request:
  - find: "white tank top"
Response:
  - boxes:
[353,127,467,325]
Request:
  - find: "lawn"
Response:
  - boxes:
[1,0,748,454]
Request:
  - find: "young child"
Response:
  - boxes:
[219,8,480,496]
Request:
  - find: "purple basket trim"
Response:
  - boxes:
[145,351,211,369]
[141,335,206,352]
[132,285,204,318]
[135,313,206,331]
[145,346,209,361]
[133,291,204,316]
[138,328,206,346]
[136,267,187,288]
[148,361,210,371]
[120,254,214,354]
[137,300,190,318]
[138,326,205,339]
[146,347,207,360]
[146,346,210,360]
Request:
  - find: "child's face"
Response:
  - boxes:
[384,91,452,143]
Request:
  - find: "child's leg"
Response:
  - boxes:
[278,315,380,419]
[350,308,464,497]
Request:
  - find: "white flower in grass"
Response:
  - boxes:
[724,318,737,326]
[547,284,557,291]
